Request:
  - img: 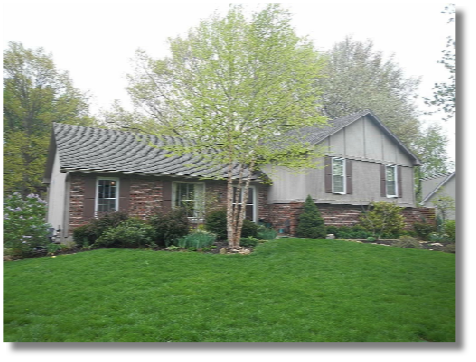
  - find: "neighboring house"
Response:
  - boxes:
[420,172,456,220]
[44,110,434,242]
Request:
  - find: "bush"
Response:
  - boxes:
[148,208,190,247]
[444,220,456,242]
[239,236,260,248]
[257,226,277,240]
[444,243,456,253]
[360,201,405,240]
[94,218,156,248]
[3,193,51,258]
[323,225,373,239]
[393,236,421,249]
[175,230,216,249]
[204,209,259,240]
[73,211,129,246]
[413,222,437,240]
[296,195,326,239]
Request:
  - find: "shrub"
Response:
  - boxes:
[444,220,456,242]
[204,209,259,240]
[3,192,51,258]
[175,230,216,249]
[94,218,156,248]
[296,195,326,239]
[148,208,190,247]
[360,201,405,240]
[73,211,129,246]
[413,222,437,240]
[239,236,259,248]
[393,236,421,249]
[444,243,456,253]
[257,225,277,240]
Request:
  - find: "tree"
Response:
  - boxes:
[126,4,327,247]
[295,195,326,239]
[3,42,94,196]
[318,37,421,147]
[425,4,455,121]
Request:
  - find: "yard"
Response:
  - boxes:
[3,238,455,342]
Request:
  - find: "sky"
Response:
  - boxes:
[3,0,461,163]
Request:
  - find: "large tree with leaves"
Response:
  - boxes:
[318,36,422,147]
[126,4,327,247]
[425,4,455,121]
[3,42,94,196]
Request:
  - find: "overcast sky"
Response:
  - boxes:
[2,0,462,161]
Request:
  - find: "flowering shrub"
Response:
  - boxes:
[4,192,51,258]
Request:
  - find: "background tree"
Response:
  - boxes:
[318,37,421,147]
[3,42,94,196]
[126,4,328,247]
[425,4,455,121]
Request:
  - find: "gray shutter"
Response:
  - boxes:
[83,176,96,219]
[324,156,332,193]
[398,166,403,198]
[162,181,173,211]
[119,178,130,212]
[380,164,386,197]
[346,159,352,194]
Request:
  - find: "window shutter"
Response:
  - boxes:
[83,176,96,219]
[380,164,386,197]
[398,166,403,198]
[119,178,130,212]
[162,181,173,211]
[346,159,353,194]
[324,156,332,193]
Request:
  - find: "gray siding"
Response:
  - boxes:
[422,175,456,220]
[266,116,417,207]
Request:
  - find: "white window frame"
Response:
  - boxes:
[385,164,398,198]
[232,185,258,223]
[172,182,205,221]
[332,157,346,194]
[95,177,119,215]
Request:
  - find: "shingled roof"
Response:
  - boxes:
[46,123,259,180]
[287,109,420,165]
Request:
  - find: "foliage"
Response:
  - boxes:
[72,211,129,247]
[94,218,156,248]
[393,236,421,249]
[319,37,421,147]
[326,225,374,240]
[174,230,216,249]
[257,225,278,240]
[147,208,190,247]
[359,201,405,240]
[444,220,456,243]
[204,209,259,240]
[296,195,326,239]
[444,243,456,253]
[204,210,229,240]
[126,4,328,247]
[3,42,94,196]
[239,237,260,248]
[413,222,437,241]
[433,192,455,224]
[424,4,455,121]
[3,192,51,258]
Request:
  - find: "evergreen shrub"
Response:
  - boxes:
[204,209,259,240]
[94,218,156,248]
[295,195,326,239]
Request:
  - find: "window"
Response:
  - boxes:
[96,178,119,214]
[173,182,204,218]
[332,158,345,194]
[232,186,257,222]
[386,165,398,197]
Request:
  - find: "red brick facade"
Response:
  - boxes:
[68,172,434,236]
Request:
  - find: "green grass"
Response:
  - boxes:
[4,239,455,342]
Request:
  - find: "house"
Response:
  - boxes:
[44,110,434,243]
[420,172,456,220]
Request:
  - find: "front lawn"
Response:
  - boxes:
[3,239,455,342]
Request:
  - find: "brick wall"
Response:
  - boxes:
[266,202,436,235]
[128,178,163,218]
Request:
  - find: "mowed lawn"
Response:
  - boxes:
[4,239,455,342]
